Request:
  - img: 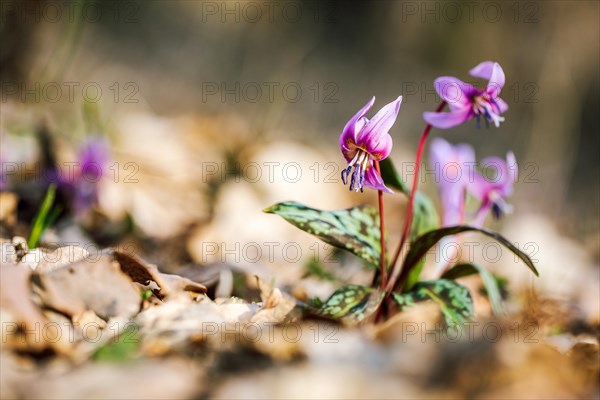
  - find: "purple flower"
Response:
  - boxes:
[430,138,517,228]
[471,152,517,227]
[339,96,402,193]
[429,138,475,226]
[424,61,508,129]
[60,137,111,215]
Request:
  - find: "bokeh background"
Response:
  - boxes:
[1,0,599,398]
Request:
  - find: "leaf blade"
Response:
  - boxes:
[264,201,381,267]
[400,225,539,289]
[442,263,504,315]
[318,284,384,324]
[392,279,474,326]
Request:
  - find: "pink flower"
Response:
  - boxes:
[471,152,518,227]
[429,138,475,226]
[340,96,402,193]
[424,61,508,129]
[430,138,517,227]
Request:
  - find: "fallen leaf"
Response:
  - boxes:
[35,255,141,320]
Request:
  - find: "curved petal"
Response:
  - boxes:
[363,163,393,193]
[494,97,509,114]
[486,63,505,98]
[368,132,393,160]
[469,61,496,80]
[455,143,476,167]
[340,117,367,161]
[429,137,455,170]
[480,156,512,192]
[433,77,475,110]
[440,183,466,226]
[470,171,494,200]
[429,138,474,226]
[423,108,472,129]
[429,138,475,179]
[339,97,375,154]
[355,96,402,150]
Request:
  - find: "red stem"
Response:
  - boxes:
[373,161,387,291]
[385,101,446,293]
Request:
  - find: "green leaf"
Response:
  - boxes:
[379,158,409,195]
[442,263,504,315]
[318,284,384,324]
[28,184,59,248]
[93,325,140,362]
[399,225,538,291]
[412,192,440,238]
[264,201,381,267]
[392,279,474,326]
[405,192,440,289]
[305,258,338,282]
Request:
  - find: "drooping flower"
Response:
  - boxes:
[430,138,517,228]
[423,61,508,129]
[339,96,402,193]
[429,137,475,226]
[470,152,518,227]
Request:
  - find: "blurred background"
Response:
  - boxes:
[0,0,598,397]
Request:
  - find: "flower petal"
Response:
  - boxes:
[440,184,466,226]
[363,163,392,193]
[477,153,518,198]
[429,138,476,226]
[429,137,454,169]
[355,96,402,151]
[506,151,518,184]
[469,61,496,80]
[433,77,475,110]
[423,108,471,129]
[368,131,393,160]
[339,97,375,157]
[486,63,505,98]
[495,97,509,113]
[470,171,494,201]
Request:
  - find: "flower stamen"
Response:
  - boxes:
[473,94,505,128]
[342,149,371,192]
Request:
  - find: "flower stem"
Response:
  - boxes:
[373,161,387,291]
[386,101,447,293]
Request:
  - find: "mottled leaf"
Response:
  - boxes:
[442,263,504,315]
[264,202,381,267]
[318,285,384,324]
[392,279,474,326]
[305,258,338,282]
[398,225,538,291]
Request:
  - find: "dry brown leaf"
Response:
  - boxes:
[35,255,140,320]
[113,250,206,298]
[0,263,48,351]
[35,246,90,273]
[251,276,297,324]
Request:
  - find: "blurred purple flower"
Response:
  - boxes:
[430,138,517,228]
[429,138,475,226]
[471,152,518,227]
[63,137,111,215]
[423,61,508,129]
[339,96,402,193]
